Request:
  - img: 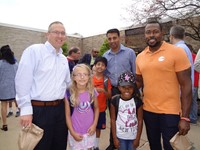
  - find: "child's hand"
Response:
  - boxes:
[113,138,120,149]
[133,139,140,148]
[87,124,96,136]
[72,132,83,142]
[96,88,105,93]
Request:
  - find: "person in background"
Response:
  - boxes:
[92,56,112,150]
[65,64,99,150]
[0,45,18,131]
[103,28,136,150]
[194,48,200,116]
[110,71,143,150]
[170,25,198,124]
[67,46,81,73]
[92,65,97,75]
[136,20,192,150]
[187,44,199,121]
[7,101,20,117]
[15,21,71,150]
[78,48,100,68]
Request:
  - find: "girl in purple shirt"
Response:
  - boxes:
[65,64,99,150]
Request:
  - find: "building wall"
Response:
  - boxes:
[0,25,46,61]
[1,17,200,61]
[81,30,125,55]
[67,36,83,51]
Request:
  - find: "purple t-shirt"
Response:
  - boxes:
[71,91,97,135]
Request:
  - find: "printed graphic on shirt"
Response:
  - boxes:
[158,56,165,62]
[76,101,91,113]
[116,98,138,139]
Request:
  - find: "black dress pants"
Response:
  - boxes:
[33,101,67,150]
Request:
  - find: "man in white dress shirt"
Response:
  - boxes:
[15,21,71,150]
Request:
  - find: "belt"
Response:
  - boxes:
[31,99,64,106]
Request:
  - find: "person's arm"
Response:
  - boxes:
[105,88,112,99]
[106,78,112,99]
[176,67,192,135]
[110,102,120,149]
[64,98,83,141]
[136,74,143,89]
[15,47,36,127]
[194,49,200,72]
[133,105,143,148]
[130,50,136,74]
[100,77,112,99]
[95,87,111,99]
[87,96,99,135]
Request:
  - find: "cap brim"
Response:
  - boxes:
[118,82,134,87]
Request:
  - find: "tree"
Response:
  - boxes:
[125,0,200,41]
[62,42,68,56]
[99,39,110,56]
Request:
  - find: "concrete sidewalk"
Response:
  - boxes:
[0,108,200,150]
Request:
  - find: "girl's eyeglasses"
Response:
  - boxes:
[73,73,90,78]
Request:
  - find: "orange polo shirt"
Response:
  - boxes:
[136,41,191,115]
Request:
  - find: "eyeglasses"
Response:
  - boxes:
[93,51,99,54]
[73,73,90,78]
[50,31,66,36]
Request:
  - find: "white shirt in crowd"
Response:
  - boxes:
[15,41,71,116]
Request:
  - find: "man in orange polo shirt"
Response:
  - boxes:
[136,20,192,150]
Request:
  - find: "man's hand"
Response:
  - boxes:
[178,120,190,135]
[20,115,33,127]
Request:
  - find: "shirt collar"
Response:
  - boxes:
[175,40,185,46]
[145,41,166,54]
[45,41,63,55]
[108,44,125,54]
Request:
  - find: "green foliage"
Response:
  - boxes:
[99,39,110,56]
[62,42,68,56]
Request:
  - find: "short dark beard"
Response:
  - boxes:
[147,41,162,48]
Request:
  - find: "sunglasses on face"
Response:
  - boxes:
[93,51,99,54]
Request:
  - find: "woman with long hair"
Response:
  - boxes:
[0,45,18,131]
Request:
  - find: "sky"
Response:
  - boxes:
[0,0,133,37]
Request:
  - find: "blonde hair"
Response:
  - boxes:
[69,64,95,106]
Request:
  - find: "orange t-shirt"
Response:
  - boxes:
[93,75,112,112]
[136,42,191,115]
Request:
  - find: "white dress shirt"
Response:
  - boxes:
[15,41,71,116]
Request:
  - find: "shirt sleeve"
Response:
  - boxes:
[174,47,191,72]
[130,49,136,74]
[135,97,143,109]
[194,49,200,72]
[108,78,112,90]
[15,46,36,116]
[136,56,142,75]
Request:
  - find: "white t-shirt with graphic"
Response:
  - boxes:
[116,98,138,140]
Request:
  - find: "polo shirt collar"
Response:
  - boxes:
[145,41,166,54]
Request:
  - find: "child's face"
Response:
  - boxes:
[73,67,90,86]
[118,85,134,100]
[94,62,106,74]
